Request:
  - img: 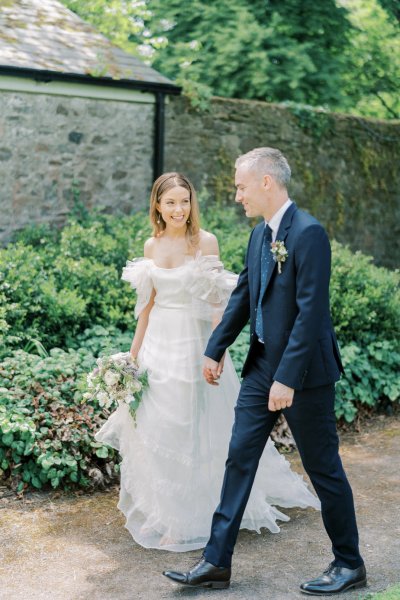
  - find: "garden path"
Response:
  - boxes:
[1,416,399,600]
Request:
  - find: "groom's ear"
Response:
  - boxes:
[262,174,273,190]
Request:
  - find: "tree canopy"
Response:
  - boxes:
[61,0,399,119]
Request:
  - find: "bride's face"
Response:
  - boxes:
[157,186,191,230]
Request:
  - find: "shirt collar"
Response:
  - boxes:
[266,198,292,238]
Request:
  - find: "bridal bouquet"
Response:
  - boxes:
[84,352,148,423]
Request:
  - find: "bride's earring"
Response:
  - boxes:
[187,215,191,224]
[157,213,161,224]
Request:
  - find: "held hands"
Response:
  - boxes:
[203,354,225,386]
[268,381,294,411]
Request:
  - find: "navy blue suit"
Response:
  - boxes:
[203,202,363,570]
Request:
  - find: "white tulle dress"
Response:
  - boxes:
[95,253,320,552]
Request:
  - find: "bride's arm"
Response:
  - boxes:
[198,230,221,331]
[130,238,156,360]
[198,232,226,378]
[130,288,156,360]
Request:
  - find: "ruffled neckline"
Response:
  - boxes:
[142,251,220,272]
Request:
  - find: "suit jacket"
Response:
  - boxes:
[205,202,343,390]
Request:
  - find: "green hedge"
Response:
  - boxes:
[0,207,399,491]
[0,214,151,354]
[330,241,399,346]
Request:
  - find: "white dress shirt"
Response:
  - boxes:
[266,198,293,241]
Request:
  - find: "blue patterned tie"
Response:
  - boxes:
[255,225,273,342]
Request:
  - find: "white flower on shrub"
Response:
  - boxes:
[104,370,120,387]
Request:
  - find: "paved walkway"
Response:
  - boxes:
[1,417,399,600]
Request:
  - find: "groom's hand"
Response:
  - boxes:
[203,355,225,386]
[268,381,294,411]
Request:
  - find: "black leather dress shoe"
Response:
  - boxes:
[300,563,367,595]
[163,557,231,589]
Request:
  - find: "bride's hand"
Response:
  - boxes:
[203,355,224,386]
[130,348,139,365]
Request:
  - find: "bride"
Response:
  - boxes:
[95,172,320,551]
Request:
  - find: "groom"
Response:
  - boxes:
[163,148,366,595]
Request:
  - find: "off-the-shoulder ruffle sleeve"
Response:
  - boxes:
[185,253,238,321]
[121,258,154,318]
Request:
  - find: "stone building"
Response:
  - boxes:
[0,0,180,243]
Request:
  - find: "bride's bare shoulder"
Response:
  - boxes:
[144,236,157,258]
[198,229,219,256]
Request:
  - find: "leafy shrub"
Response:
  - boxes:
[0,348,118,492]
[0,243,88,354]
[335,340,400,423]
[5,207,397,358]
[0,214,151,356]
[230,325,250,374]
[330,241,400,346]
[67,325,133,356]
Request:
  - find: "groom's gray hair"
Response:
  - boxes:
[235,147,291,188]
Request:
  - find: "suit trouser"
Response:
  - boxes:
[203,341,363,570]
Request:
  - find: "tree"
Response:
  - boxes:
[60,0,399,119]
[61,0,147,54]
[247,0,352,106]
[376,0,400,23]
[144,0,352,107]
[339,0,400,119]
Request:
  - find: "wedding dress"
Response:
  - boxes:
[95,253,320,552]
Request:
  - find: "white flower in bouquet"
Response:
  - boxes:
[97,390,110,408]
[104,370,120,388]
[84,352,148,424]
[128,379,142,393]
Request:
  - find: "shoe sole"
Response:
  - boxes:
[167,579,230,589]
[200,581,230,589]
[300,578,367,596]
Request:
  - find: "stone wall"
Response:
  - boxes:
[0,90,154,242]
[165,97,400,269]
[0,91,399,268]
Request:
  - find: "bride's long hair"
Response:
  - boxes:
[149,172,200,246]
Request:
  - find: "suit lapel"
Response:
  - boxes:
[276,201,297,243]
[260,202,297,300]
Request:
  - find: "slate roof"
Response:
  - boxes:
[0,0,180,93]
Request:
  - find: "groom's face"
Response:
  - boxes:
[235,166,266,218]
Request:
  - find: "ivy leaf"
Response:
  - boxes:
[95,446,109,459]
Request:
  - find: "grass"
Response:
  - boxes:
[363,584,400,599]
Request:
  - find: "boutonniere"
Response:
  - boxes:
[270,240,288,274]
